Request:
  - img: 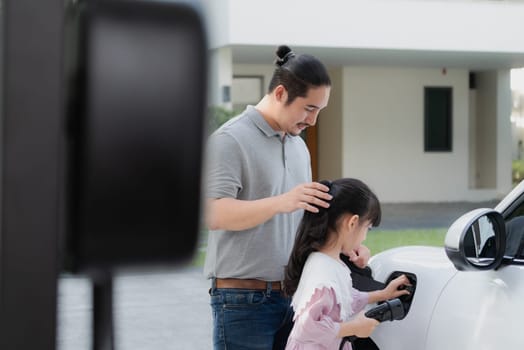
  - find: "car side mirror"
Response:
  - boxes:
[445,209,506,271]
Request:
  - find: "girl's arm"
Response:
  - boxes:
[339,275,410,338]
[337,311,379,338]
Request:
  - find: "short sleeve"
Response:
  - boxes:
[205,131,243,199]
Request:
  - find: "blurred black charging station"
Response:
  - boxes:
[65,1,207,348]
[65,0,206,274]
[0,0,207,349]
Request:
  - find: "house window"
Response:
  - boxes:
[232,75,264,111]
[424,87,452,152]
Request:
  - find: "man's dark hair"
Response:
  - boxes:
[268,45,331,105]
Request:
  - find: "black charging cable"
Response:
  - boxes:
[339,298,405,350]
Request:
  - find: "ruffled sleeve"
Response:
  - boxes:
[287,287,343,349]
[351,288,369,314]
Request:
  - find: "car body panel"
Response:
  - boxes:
[368,180,524,349]
[425,265,524,350]
[368,246,457,349]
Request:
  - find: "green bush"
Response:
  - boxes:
[208,106,239,133]
[513,160,524,185]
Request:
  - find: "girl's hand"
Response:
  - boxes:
[352,311,380,338]
[345,245,371,269]
[383,274,411,299]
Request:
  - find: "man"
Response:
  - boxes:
[204,45,365,349]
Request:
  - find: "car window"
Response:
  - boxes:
[506,201,524,221]
[505,216,524,258]
[463,215,498,263]
[504,195,524,259]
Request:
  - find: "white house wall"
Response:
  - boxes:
[228,63,509,202]
[205,0,524,55]
[341,66,484,202]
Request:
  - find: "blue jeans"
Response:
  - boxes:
[210,280,293,350]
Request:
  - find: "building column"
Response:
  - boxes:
[496,69,513,195]
[208,47,233,109]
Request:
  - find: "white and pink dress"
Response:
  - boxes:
[286,252,369,350]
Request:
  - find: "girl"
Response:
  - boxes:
[283,178,410,349]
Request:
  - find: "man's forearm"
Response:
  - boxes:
[206,197,282,231]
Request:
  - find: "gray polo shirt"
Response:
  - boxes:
[204,106,311,281]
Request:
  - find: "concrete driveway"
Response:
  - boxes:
[58,266,212,350]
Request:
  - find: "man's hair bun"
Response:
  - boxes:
[275,45,295,66]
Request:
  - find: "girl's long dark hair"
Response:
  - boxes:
[283,178,381,296]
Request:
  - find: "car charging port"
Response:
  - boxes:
[339,272,417,349]
[385,271,417,319]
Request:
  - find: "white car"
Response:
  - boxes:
[367,180,524,350]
